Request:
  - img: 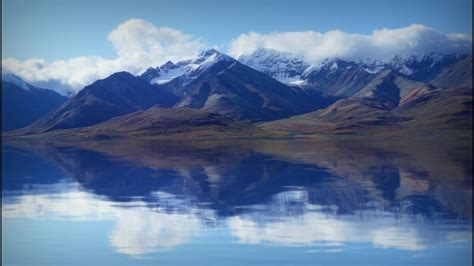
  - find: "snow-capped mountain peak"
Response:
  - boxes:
[197,48,229,59]
[193,48,234,68]
[141,49,234,85]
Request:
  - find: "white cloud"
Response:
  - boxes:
[2,19,206,95]
[229,24,472,64]
[107,19,205,73]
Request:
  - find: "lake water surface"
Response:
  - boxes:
[2,138,472,265]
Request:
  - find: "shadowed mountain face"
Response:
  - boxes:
[1,77,67,131]
[16,72,179,133]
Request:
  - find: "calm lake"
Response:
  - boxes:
[2,138,472,265]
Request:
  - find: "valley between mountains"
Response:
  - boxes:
[2,48,472,139]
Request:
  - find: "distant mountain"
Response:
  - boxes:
[146,49,327,122]
[17,71,179,133]
[2,74,67,131]
[239,50,472,99]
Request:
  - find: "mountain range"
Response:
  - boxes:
[2,48,472,139]
[240,48,472,95]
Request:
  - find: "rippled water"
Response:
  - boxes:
[2,138,472,265]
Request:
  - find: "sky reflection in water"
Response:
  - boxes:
[2,139,472,265]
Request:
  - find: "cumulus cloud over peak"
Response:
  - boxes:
[107,19,204,71]
[229,24,472,64]
[2,19,206,95]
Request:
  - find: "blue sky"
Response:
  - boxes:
[2,0,472,61]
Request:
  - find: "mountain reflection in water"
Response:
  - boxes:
[2,138,472,265]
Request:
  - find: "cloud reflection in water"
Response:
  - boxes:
[2,139,472,258]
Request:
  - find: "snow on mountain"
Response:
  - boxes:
[1,73,32,91]
[149,61,189,85]
[355,52,464,76]
[288,79,307,86]
[298,58,369,81]
[237,48,445,85]
[238,48,309,84]
[140,49,233,85]
[140,48,467,95]
[286,52,465,87]
[384,53,463,78]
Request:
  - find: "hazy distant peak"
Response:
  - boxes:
[239,48,309,84]
[1,73,31,91]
